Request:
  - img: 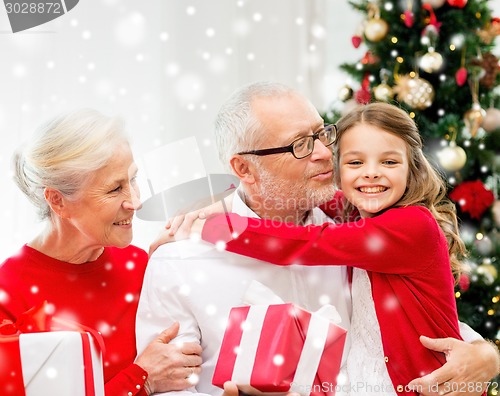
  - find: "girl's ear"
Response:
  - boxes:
[44,188,68,218]
[229,155,256,185]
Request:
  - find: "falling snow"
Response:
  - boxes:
[45,367,58,379]
[124,293,134,302]
[188,373,200,385]
[114,12,146,47]
[205,304,217,316]
[312,337,324,349]
[125,261,135,270]
[318,294,331,305]
[96,321,112,336]
[0,289,8,304]
[215,241,227,251]
[240,320,252,332]
[272,354,284,366]
[365,235,385,253]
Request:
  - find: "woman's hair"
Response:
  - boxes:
[13,108,128,220]
[333,102,466,280]
[214,81,298,173]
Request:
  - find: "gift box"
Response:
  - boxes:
[212,302,347,396]
[0,303,104,396]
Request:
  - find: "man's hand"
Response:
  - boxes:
[221,381,300,396]
[135,322,203,394]
[221,381,240,396]
[408,336,500,396]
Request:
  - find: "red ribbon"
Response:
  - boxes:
[80,332,96,396]
[0,301,104,395]
[0,302,50,395]
[0,301,51,335]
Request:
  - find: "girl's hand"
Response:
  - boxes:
[148,216,206,257]
[166,193,234,235]
[148,193,234,257]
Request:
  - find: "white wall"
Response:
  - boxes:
[1,0,498,260]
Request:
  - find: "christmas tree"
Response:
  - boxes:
[323,0,499,392]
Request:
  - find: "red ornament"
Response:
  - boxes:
[458,273,470,292]
[447,0,467,8]
[351,35,362,48]
[355,88,371,104]
[355,74,372,104]
[449,180,495,220]
[455,67,467,86]
[421,4,442,33]
[404,10,414,28]
[361,51,379,65]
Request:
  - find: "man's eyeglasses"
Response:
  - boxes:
[237,124,337,160]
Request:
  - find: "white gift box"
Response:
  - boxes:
[1,331,104,396]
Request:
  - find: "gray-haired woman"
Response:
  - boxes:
[0,109,201,395]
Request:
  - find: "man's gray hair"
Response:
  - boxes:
[214,81,298,173]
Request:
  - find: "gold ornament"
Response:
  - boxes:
[492,200,500,227]
[393,74,434,110]
[373,83,394,102]
[426,0,446,7]
[419,48,443,73]
[477,19,500,44]
[365,18,389,42]
[481,107,500,133]
[464,102,486,138]
[492,200,500,228]
[436,141,467,172]
[338,85,354,102]
[476,261,498,285]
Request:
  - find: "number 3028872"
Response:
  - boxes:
[5,3,62,14]
[441,381,498,393]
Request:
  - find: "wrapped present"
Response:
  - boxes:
[212,282,347,396]
[0,302,104,396]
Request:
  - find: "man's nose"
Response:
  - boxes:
[310,138,333,161]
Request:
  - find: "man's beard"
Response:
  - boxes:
[252,161,336,219]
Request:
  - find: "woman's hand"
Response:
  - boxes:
[135,322,203,394]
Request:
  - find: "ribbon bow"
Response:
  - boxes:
[0,300,51,335]
[422,3,442,33]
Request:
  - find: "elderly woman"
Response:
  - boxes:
[0,109,202,395]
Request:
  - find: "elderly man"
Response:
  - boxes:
[136,82,499,396]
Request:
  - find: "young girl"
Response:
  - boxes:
[197,102,468,395]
